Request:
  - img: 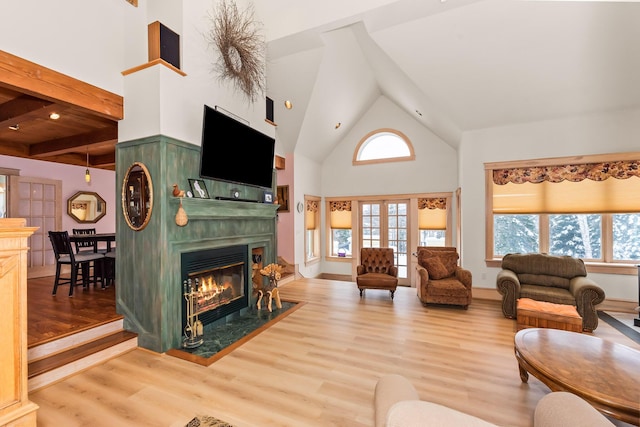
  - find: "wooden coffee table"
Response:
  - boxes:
[514,328,640,425]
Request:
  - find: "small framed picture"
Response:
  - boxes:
[263,191,273,203]
[188,179,210,199]
[277,185,289,212]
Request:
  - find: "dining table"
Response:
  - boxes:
[69,232,116,252]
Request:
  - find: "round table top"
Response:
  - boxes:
[514,328,640,424]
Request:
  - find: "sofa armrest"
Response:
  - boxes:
[570,276,606,331]
[389,266,398,277]
[374,374,420,427]
[455,267,473,289]
[496,269,520,319]
[357,265,365,275]
[534,392,614,427]
[416,265,430,301]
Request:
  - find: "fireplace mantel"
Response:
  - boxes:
[171,197,278,220]
[115,135,278,353]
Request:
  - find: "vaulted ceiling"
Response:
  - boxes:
[262,0,640,161]
[1,1,638,171]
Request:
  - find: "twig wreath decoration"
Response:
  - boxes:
[207,0,265,103]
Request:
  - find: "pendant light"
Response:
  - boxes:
[85,149,91,183]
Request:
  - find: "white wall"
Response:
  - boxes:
[0,0,128,96]
[459,108,640,301]
[120,0,276,147]
[294,153,322,279]
[318,95,458,276]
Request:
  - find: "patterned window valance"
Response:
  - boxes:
[493,160,640,185]
[329,201,351,212]
[306,200,318,212]
[418,198,447,210]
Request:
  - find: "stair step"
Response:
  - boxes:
[28,330,137,391]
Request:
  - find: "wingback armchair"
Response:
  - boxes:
[356,247,398,299]
[415,246,472,309]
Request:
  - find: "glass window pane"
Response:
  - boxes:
[419,230,445,246]
[358,132,411,161]
[549,214,601,259]
[613,213,640,260]
[372,204,380,215]
[362,204,371,215]
[332,229,352,257]
[494,214,539,255]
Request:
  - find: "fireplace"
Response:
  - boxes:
[181,245,249,330]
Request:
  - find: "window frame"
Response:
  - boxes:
[352,128,415,166]
[304,195,321,266]
[485,152,640,275]
[325,199,356,262]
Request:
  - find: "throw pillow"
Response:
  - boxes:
[419,250,459,279]
[421,256,449,279]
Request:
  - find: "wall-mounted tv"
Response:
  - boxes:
[199,105,275,189]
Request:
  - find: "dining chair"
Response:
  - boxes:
[72,228,108,254]
[48,231,105,296]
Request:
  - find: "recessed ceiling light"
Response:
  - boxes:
[8,124,19,131]
[49,112,60,120]
[335,122,341,129]
[284,100,293,109]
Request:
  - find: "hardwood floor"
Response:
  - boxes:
[27,275,119,347]
[28,278,639,427]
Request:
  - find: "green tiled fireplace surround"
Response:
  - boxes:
[115,135,278,353]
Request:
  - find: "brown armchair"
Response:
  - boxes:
[356,247,398,299]
[415,246,472,309]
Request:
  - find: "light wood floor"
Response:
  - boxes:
[29,278,640,427]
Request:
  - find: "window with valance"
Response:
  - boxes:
[492,160,640,214]
[485,154,640,270]
[418,198,447,229]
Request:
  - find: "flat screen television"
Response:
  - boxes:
[199,105,275,189]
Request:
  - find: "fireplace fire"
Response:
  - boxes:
[181,245,250,333]
[189,261,244,315]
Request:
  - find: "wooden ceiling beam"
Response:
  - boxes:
[0,50,123,121]
[29,126,117,157]
[91,152,116,168]
[0,95,53,124]
[0,140,30,157]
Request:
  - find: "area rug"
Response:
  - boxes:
[167,299,304,366]
[185,415,233,427]
[598,311,640,345]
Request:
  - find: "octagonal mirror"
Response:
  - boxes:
[68,191,106,223]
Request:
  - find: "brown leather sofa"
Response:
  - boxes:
[356,247,398,299]
[496,253,605,331]
[416,246,472,309]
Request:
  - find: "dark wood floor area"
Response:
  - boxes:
[27,276,118,347]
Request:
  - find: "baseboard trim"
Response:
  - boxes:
[318,273,352,281]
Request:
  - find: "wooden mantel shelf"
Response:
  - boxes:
[171,197,278,221]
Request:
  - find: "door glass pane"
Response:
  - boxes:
[387,202,408,279]
[362,203,381,249]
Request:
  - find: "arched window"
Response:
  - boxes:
[353,129,415,165]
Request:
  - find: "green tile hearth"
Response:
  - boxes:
[176,301,298,360]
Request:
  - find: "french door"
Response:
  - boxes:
[10,175,62,278]
[360,200,409,285]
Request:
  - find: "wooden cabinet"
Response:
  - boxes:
[0,218,38,427]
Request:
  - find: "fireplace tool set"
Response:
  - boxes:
[182,278,204,348]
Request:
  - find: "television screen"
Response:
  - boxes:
[199,105,275,189]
